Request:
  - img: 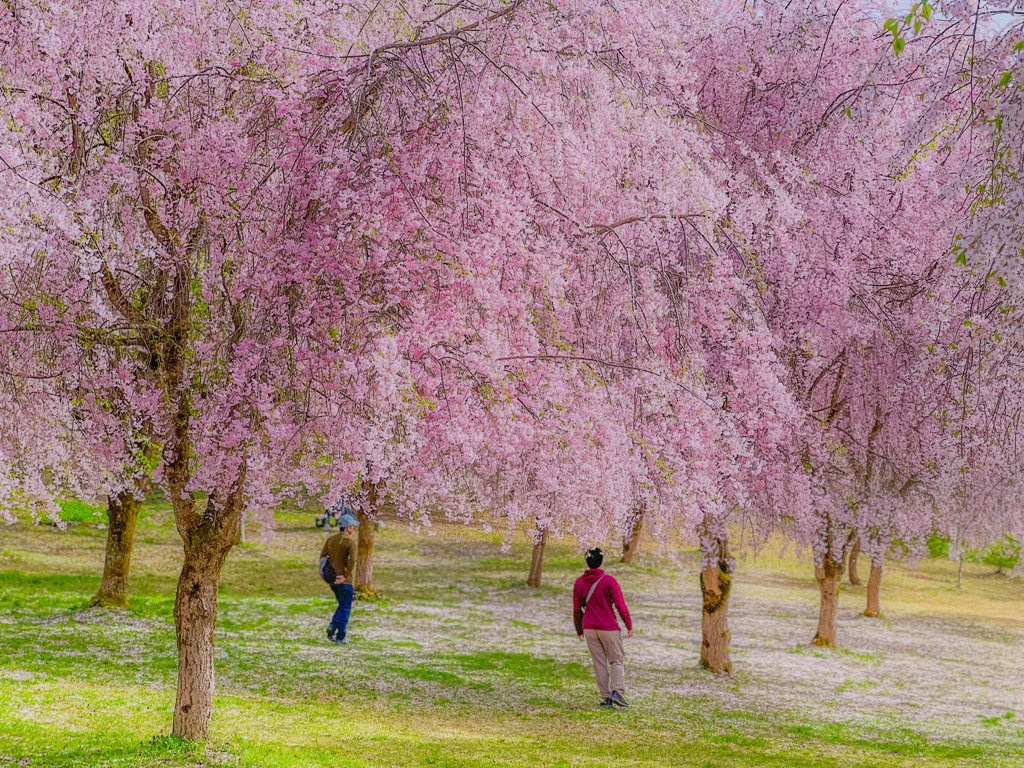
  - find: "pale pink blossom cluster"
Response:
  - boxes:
[0,0,1021,567]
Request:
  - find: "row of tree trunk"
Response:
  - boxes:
[523,519,885,673]
[90,483,383,611]
[526,506,645,589]
[91,485,885,741]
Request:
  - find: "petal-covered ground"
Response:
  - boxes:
[1,503,1021,767]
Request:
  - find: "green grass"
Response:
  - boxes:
[53,498,107,523]
[0,503,1022,767]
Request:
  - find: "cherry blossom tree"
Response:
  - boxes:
[683,0,998,646]
[3,0,559,739]
[6,4,1024,747]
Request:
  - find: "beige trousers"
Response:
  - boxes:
[584,628,625,699]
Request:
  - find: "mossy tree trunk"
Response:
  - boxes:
[812,556,844,647]
[699,531,732,673]
[169,472,245,741]
[848,535,862,585]
[90,490,142,609]
[811,515,848,648]
[863,556,883,617]
[527,528,548,588]
[621,504,644,565]
[354,477,380,599]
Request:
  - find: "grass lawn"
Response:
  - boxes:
[1,501,1022,767]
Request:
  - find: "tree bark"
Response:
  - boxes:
[90,490,142,609]
[354,476,383,599]
[354,507,375,589]
[526,529,548,588]
[172,536,231,741]
[863,557,883,618]
[848,536,862,585]
[812,556,844,647]
[234,508,247,546]
[167,443,245,740]
[699,533,732,674]
[621,508,644,565]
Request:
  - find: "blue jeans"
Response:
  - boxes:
[329,583,354,639]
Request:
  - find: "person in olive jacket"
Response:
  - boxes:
[320,514,358,643]
[573,547,633,709]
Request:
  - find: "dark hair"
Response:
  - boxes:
[586,548,604,569]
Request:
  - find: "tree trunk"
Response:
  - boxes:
[699,534,733,674]
[167,454,245,741]
[863,557,883,618]
[526,529,548,588]
[812,556,844,647]
[848,536,862,585]
[172,539,230,741]
[354,507,374,588]
[354,479,381,599]
[234,508,247,546]
[90,491,141,609]
[621,510,644,565]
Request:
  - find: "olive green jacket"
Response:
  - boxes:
[321,533,357,581]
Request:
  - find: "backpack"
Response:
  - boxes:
[319,555,337,585]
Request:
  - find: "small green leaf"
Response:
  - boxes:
[955,251,968,266]
[914,20,922,34]
[1014,40,1024,51]
[893,37,905,55]
[999,71,1012,88]
[922,4,932,20]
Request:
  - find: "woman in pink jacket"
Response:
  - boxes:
[573,547,633,709]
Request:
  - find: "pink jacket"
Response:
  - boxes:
[573,568,632,634]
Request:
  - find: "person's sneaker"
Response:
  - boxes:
[599,698,614,710]
[331,634,347,645]
[610,691,629,708]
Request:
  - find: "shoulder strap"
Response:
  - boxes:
[582,575,605,610]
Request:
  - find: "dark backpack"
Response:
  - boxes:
[319,555,337,585]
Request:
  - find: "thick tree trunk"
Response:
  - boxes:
[354,508,375,594]
[172,541,230,741]
[621,511,644,565]
[699,534,732,674]
[848,536,862,585]
[863,558,883,618]
[90,491,141,609]
[354,479,380,599]
[812,556,844,647]
[526,529,548,588]
[167,454,245,741]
